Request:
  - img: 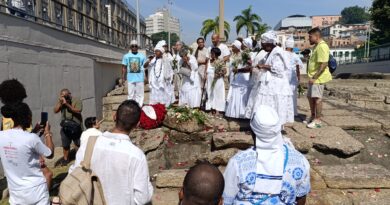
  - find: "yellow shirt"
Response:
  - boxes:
[2,117,33,132]
[308,40,332,84]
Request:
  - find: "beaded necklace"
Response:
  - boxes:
[153,58,163,79]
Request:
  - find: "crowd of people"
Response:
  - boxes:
[0,27,332,205]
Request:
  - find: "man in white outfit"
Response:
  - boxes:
[121,40,146,106]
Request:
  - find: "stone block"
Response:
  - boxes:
[385,96,390,104]
[293,124,364,156]
[228,120,251,131]
[156,169,187,188]
[207,148,239,166]
[322,116,382,130]
[103,110,115,122]
[99,122,115,132]
[152,188,180,205]
[347,100,366,108]
[314,164,390,189]
[132,128,166,153]
[349,93,385,102]
[102,95,127,105]
[213,132,253,149]
[306,190,352,205]
[163,115,205,133]
[284,128,313,153]
[146,147,167,176]
[310,168,327,190]
[347,189,390,205]
[164,142,210,169]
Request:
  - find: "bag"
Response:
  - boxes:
[61,119,82,138]
[59,136,106,205]
[328,54,337,73]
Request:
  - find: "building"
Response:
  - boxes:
[275,15,312,51]
[329,47,357,64]
[145,8,180,37]
[311,15,341,28]
[322,23,368,47]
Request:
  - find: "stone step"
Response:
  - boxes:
[132,128,166,153]
[152,188,180,205]
[292,123,364,156]
[322,116,382,130]
[156,169,187,188]
[212,132,253,149]
[314,164,390,189]
[284,127,313,153]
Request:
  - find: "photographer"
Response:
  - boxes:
[0,102,54,205]
[54,89,83,166]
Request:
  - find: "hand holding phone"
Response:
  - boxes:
[40,112,48,127]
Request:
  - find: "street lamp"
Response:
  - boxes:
[167,0,173,51]
[219,0,225,41]
[136,0,141,47]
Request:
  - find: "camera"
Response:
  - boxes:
[64,95,72,103]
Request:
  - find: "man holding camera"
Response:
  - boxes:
[54,88,83,165]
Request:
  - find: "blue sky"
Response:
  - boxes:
[128,0,372,44]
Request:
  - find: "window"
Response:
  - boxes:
[345,51,350,58]
[333,51,337,57]
[339,51,343,57]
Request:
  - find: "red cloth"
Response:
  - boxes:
[139,104,166,130]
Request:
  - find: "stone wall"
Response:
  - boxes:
[0,13,124,146]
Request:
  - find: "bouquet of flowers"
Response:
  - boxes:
[167,106,208,125]
[211,59,226,90]
[172,58,178,71]
[241,49,252,66]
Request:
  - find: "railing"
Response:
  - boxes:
[337,53,390,65]
[0,0,153,52]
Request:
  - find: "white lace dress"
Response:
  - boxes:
[245,47,294,124]
[179,56,202,108]
[205,61,226,112]
[148,57,174,106]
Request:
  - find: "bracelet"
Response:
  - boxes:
[44,132,52,137]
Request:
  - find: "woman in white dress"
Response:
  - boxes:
[225,40,252,119]
[245,31,294,125]
[144,40,174,106]
[178,49,201,108]
[205,47,226,115]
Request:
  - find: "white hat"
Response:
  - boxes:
[261,30,278,45]
[243,37,253,49]
[130,40,138,46]
[285,35,295,48]
[154,40,166,52]
[232,40,242,50]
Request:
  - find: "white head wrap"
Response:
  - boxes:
[154,40,166,52]
[261,30,278,45]
[130,40,138,46]
[232,40,242,50]
[250,105,285,194]
[285,35,295,48]
[243,37,253,49]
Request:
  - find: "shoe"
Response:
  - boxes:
[303,117,313,124]
[58,158,69,166]
[307,121,322,129]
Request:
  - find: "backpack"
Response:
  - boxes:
[328,54,337,73]
[59,136,106,205]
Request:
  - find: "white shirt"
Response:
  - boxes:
[0,129,51,191]
[80,128,103,147]
[70,131,153,205]
[180,55,200,91]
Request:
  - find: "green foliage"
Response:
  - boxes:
[200,16,231,41]
[340,6,370,24]
[150,31,180,47]
[370,0,390,44]
[167,106,208,125]
[233,5,268,37]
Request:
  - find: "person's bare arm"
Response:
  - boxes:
[53,96,65,113]
[296,64,301,82]
[121,65,127,85]
[309,62,327,84]
[223,55,230,63]
[296,196,306,205]
[43,123,54,159]
[63,102,81,114]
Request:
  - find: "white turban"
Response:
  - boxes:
[261,30,278,45]
[154,40,166,52]
[250,105,285,195]
[232,40,242,50]
[243,37,253,49]
[285,35,295,48]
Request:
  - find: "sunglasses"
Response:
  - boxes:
[130,45,138,48]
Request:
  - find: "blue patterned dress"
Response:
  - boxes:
[223,144,311,205]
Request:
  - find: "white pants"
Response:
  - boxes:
[9,183,50,205]
[128,82,144,106]
[291,84,298,116]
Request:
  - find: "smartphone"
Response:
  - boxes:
[40,112,48,126]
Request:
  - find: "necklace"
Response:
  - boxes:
[153,58,163,79]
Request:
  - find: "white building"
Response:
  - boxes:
[322,23,367,38]
[330,47,357,64]
[145,8,180,37]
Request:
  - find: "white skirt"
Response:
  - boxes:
[179,87,201,108]
[149,87,173,106]
[225,85,250,119]
[206,77,226,112]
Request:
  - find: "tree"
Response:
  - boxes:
[150,31,180,47]
[370,0,390,44]
[234,5,267,36]
[340,6,370,24]
[200,16,231,41]
[255,23,270,39]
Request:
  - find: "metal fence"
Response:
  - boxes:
[0,0,153,51]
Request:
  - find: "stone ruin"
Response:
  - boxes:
[100,77,390,205]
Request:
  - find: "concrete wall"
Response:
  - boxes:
[0,13,125,146]
[335,60,390,75]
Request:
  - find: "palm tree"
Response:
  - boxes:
[255,23,270,39]
[200,16,231,41]
[234,5,266,36]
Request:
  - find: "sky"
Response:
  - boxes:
[128,0,372,44]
